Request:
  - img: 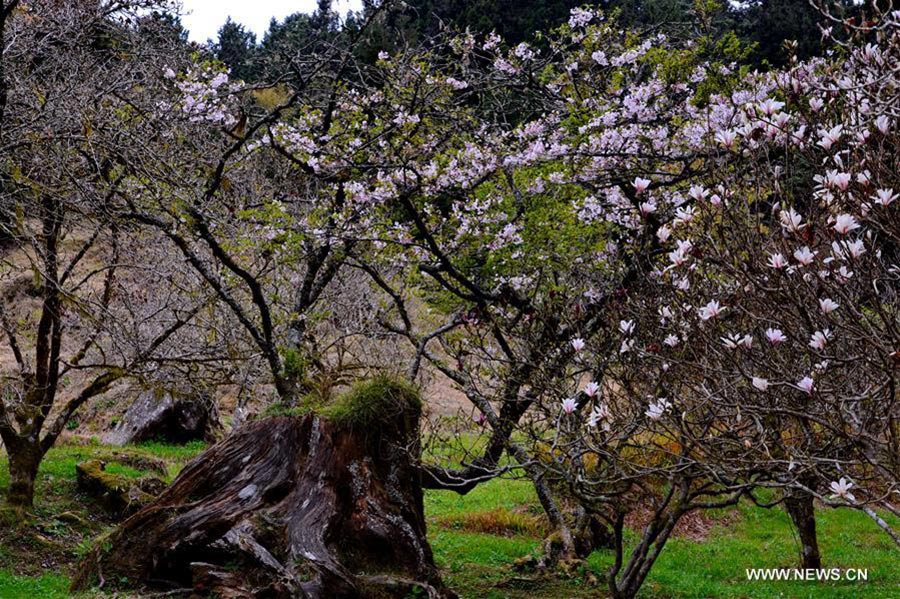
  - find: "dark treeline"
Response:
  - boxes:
[204,0,859,82]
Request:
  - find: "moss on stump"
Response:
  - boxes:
[72,377,452,598]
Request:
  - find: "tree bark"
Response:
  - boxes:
[784,490,821,569]
[73,406,454,598]
[5,438,42,509]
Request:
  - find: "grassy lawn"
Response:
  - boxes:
[0,441,205,599]
[0,441,897,597]
[427,478,900,598]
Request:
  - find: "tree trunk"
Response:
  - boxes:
[573,505,614,556]
[73,399,453,597]
[784,491,821,569]
[5,439,42,510]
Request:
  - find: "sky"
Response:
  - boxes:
[180,0,363,43]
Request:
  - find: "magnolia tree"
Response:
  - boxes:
[511,7,900,597]
[603,9,900,545]
[351,4,765,571]
[328,5,900,596]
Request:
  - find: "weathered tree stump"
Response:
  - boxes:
[73,378,453,598]
[102,385,221,446]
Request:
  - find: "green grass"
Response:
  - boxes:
[602,500,900,599]
[0,440,206,597]
[426,478,900,598]
[0,571,69,598]
[1,441,899,598]
[129,439,206,461]
[426,477,538,518]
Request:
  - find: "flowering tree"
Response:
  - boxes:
[350,4,766,571]
[505,6,900,596]
[354,4,900,596]
[57,1,900,595]
[108,5,754,579]
[608,8,900,550]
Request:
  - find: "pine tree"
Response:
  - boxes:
[215,18,257,81]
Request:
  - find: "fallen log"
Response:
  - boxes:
[72,377,453,598]
[75,460,165,516]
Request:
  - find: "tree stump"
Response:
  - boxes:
[102,385,221,446]
[73,378,453,598]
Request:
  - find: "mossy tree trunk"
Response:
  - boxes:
[4,436,43,509]
[73,380,454,598]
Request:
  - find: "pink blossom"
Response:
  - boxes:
[829,477,855,501]
[809,329,831,350]
[768,253,788,269]
[766,328,787,344]
[562,397,578,414]
[722,333,742,349]
[797,376,814,394]
[657,225,672,242]
[588,405,609,428]
[698,300,724,321]
[779,208,804,232]
[833,214,860,235]
[688,185,708,202]
[715,129,737,149]
[675,206,695,225]
[758,98,785,116]
[873,188,897,206]
[825,170,852,191]
[817,125,843,151]
[571,338,586,353]
[591,50,609,66]
[639,200,657,216]
[819,298,839,314]
[645,398,671,421]
[568,7,594,28]
[832,239,866,260]
[723,333,753,349]
[793,246,816,266]
[633,177,651,195]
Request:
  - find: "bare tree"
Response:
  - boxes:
[0,0,204,509]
